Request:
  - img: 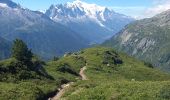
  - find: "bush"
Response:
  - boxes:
[102,51,123,65]
[12,39,33,65]
[0,58,50,82]
[57,63,79,76]
[144,62,154,68]
[59,77,70,85]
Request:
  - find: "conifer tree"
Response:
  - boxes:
[12,39,33,64]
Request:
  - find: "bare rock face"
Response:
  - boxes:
[103,10,170,71]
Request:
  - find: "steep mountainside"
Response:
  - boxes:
[103,9,170,71]
[0,0,88,59]
[0,36,11,60]
[45,0,134,44]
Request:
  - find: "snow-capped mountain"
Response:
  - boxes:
[45,0,134,44]
[0,0,88,59]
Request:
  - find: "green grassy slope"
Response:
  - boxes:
[45,55,86,82]
[1,47,170,100]
[57,47,170,100]
[0,55,85,99]
[0,58,58,100]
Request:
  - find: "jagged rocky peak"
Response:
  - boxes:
[46,0,133,21]
[45,0,134,44]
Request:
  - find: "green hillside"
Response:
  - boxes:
[1,46,170,100]
[47,47,170,100]
[0,39,85,100]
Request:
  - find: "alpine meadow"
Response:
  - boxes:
[1,0,170,100]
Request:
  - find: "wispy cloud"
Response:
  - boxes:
[109,0,170,19]
[143,0,170,18]
[109,6,148,19]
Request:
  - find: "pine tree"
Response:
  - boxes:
[12,39,33,64]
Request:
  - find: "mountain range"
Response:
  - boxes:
[0,0,89,59]
[1,0,170,99]
[0,0,134,59]
[45,0,134,44]
[103,9,170,71]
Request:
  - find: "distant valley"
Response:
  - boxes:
[0,0,134,60]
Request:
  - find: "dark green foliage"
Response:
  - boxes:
[0,58,49,82]
[102,50,123,65]
[59,77,70,85]
[12,39,33,64]
[144,62,154,68]
[0,39,53,82]
[57,63,79,76]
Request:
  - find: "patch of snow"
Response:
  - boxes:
[65,0,106,21]
[38,10,46,13]
[0,3,8,8]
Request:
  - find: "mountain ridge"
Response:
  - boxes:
[45,0,134,44]
[0,0,88,59]
[103,9,170,71]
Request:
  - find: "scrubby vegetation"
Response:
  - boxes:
[1,43,170,99]
[0,39,83,99]
[59,47,170,100]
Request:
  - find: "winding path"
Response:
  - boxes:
[79,66,88,80]
[49,66,88,100]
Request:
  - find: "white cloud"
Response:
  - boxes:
[143,0,170,18]
[110,0,170,19]
[144,4,170,17]
[109,6,148,19]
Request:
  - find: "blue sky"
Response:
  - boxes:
[12,0,170,19]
